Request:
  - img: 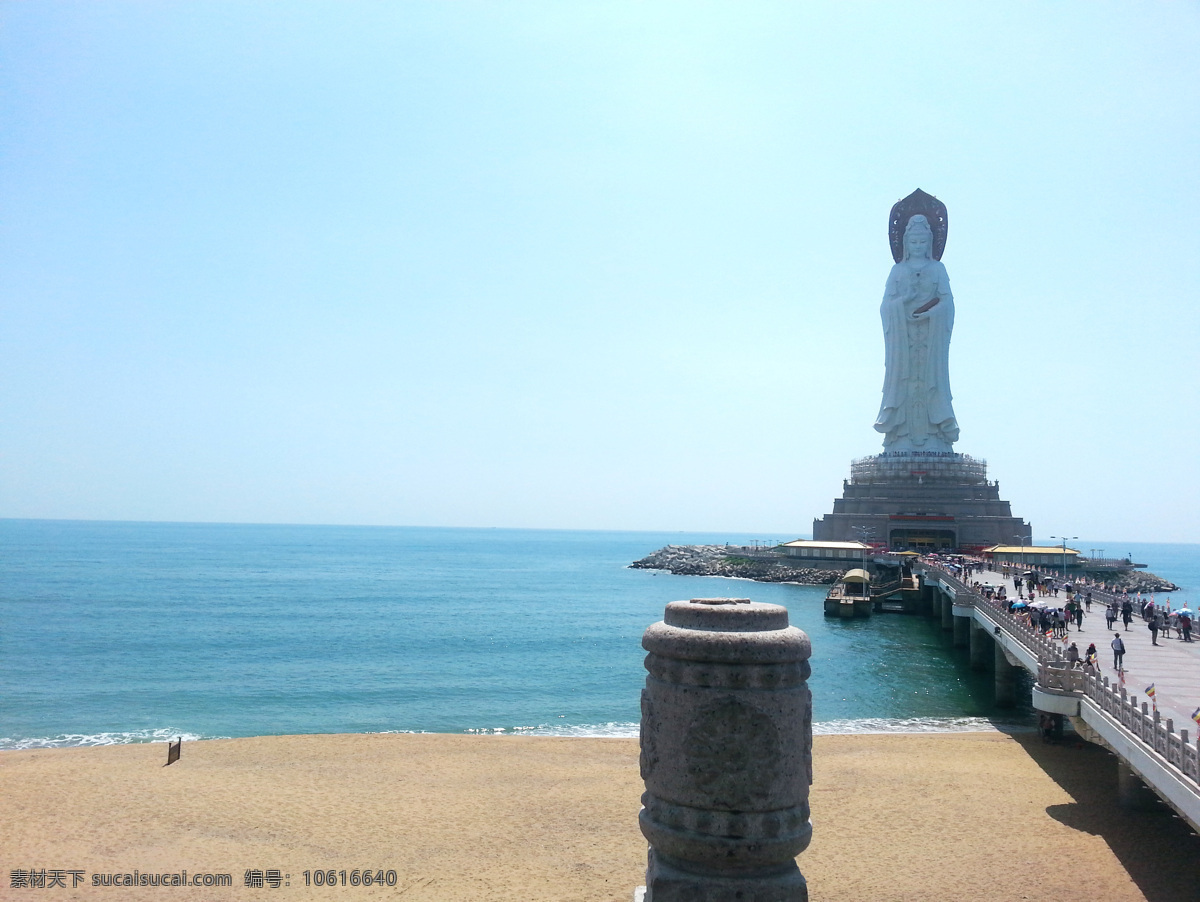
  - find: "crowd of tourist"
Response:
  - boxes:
[907,551,1196,682]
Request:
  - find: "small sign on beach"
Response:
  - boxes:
[165,737,181,766]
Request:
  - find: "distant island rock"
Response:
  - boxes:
[631,544,1180,595]
[629,545,843,585]
[1077,569,1178,595]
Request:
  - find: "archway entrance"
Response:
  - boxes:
[889,528,956,551]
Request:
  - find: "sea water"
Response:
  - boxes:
[1,521,1195,748]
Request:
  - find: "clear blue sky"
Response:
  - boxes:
[2,2,1198,542]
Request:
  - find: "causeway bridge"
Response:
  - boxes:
[909,560,1200,833]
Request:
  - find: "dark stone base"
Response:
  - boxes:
[812,452,1030,551]
[645,850,808,902]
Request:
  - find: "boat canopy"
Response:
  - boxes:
[841,568,871,584]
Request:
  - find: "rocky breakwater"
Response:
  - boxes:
[1083,569,1180,595]
[631,545,843,585]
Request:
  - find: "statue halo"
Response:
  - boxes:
[889,189,948,263]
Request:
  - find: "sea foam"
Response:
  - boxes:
[0,728,215,750]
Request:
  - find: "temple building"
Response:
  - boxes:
[780,539,872,563]
[811,453,1029,552]
[981,544,1081,569]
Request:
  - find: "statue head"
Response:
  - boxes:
[903,215,933,261]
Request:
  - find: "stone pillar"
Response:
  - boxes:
[1117,761,1160,811]
[919,577,935,616]
[953,613,970,648]
[639,598,812,901]
[940,593,953,630]
[994,643,1016,707]
[968,622,991,670]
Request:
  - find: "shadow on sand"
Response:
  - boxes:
[1013,732,1200,902]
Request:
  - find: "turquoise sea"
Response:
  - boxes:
[1,520,1196,749]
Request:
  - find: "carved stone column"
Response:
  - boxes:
[638,598,812,901]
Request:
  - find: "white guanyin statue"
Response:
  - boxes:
[874,206,960,453]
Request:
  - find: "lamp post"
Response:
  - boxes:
[1017,533,1032,570]
[1050,535,1078,579]
[852,525,875,594]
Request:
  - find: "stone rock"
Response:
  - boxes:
[1089,570,1180,595]
[630,545,842,586]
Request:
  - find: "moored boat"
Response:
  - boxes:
[824,568,872,618]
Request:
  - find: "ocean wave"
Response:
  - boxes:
[463,716,1034,738]
[0,728,215,750]
[463,722,642,738]
[1,716,1034,750]
[812,716,1034,735]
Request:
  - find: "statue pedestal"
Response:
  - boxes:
[811,452,1029,552]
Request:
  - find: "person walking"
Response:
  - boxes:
[1067,642,1080,667]
[1121,600,1134,631]
[1112,633,1126,671]
[1106,602,1117,630]
[1149,612,1160,646]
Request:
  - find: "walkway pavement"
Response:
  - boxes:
[973,566,1200,737]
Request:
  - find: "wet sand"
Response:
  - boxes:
[2,731,1197,901]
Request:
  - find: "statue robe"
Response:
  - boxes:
[873,258,959,451]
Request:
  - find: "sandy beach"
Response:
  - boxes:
[3,731,1197,902]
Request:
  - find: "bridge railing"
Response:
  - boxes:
[919,563,1068,664]
[1037,662,1083,693]
[870,578,903,599]
[1037,661,1200,783]
[919,561,1200,794]
[1082,668,1200,785]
